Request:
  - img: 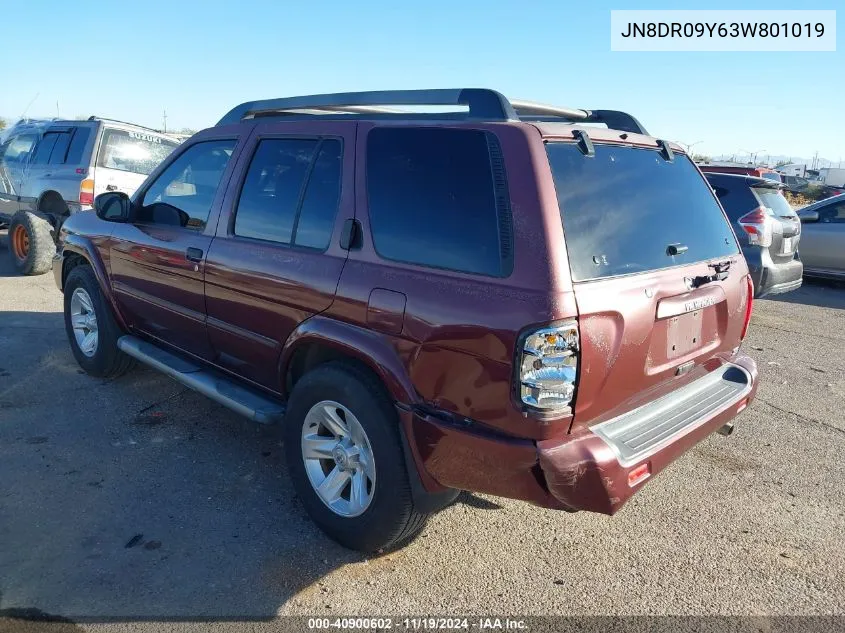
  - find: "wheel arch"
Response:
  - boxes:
[59,238,128,331]
[36,189,69,221]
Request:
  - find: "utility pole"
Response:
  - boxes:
[162,110,168,133]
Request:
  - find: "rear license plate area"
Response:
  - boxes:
[781,237,795,254]
[666,310,703,359]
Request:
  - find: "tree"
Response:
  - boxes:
[0,118,6,131]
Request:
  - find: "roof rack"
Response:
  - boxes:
[217,89,518,126]
[87,116,174,136]
[216,89,648,135]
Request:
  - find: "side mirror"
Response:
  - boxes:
[94,191,131,222]
[799,210,819,223]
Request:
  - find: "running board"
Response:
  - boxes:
[117,335,285,424]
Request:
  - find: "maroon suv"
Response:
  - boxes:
[53,89,758,552]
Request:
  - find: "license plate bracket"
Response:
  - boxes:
[666,310,703,359]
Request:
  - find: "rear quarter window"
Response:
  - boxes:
[547,143,739,281]
[366,127,512,277]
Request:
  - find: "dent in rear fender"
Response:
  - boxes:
[278,314,419,404]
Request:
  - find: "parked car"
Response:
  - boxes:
[797,194,845,279]
[698,163,782,182]
[0,117,179,275]
[705,173,803,297]
[52,89,759,552]
[781,174,811,194]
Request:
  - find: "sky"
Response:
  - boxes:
[2,0,842,165]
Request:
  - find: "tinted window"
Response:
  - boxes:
[547,144,738,281]
[140,140,236,230]
[48,132,72,164]
[819,202,845,223]
[295,140,342,249]
[234,139,318,244]
[98,128,179,175]
[367,127,506,276]
[65,127,92,165]
[754,188,794,217]
[32,133,59,164]
[709,177,764,221]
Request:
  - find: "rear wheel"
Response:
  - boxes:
[8,211,55,275]
[63,265,135,378]
[284,362,428,552]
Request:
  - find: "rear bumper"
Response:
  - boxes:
[746,249,803,298]
[408,353,758,515]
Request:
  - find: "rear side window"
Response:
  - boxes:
[31,133,59,164]
[234,138,342,249]
[367,127,511,277]
[48,132,72,164]
[709,179,760,221]
[547,144,738,281]
[65,127,92,165]
[98,128,179,175]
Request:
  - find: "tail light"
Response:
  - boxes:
[740,275,754,341]
[738,207,772,247]
[79,179,95,206]
[518,321,579,413]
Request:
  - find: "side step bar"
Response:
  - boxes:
[117,335,286,424]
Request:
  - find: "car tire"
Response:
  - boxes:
[63,265,136,378]
[284,362,428,552]
[8,210,55,275]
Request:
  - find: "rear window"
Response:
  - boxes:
[97,128,179,175]
[754,188,794,217]
[547,143,739,281]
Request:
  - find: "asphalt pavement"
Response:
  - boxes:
[0,231,843,632]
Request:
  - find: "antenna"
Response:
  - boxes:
[20,92,40,120]
[162,109,168,133]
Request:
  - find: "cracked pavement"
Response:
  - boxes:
[0,231,843,631]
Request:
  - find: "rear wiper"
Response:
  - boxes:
[689,260,731,288]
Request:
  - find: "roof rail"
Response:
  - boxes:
[215,90,648,135]
[87,116,173,135]
[217,89,519,126]
[510,100,649,135]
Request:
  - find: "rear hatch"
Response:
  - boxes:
[545,141,750,428]
[752,185,801,261]
[92,127,179,198]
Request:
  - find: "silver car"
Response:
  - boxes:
[798,194,845,279]
[0,117,179,275]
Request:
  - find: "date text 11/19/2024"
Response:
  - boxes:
[307,617,529,630]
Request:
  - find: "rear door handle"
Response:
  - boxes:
[186,247,204,262]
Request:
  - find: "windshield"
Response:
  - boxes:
[547,143,739,281]
[97,128,178,175]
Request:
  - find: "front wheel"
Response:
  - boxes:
[284,362,428,552]
[63,265,135,378]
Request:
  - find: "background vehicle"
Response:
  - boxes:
[781,174,811,194]
[0,117,179,274]
[705,172,802,297]
[797,194,845,279]
[53,89,758,552]
[698,162,782,182]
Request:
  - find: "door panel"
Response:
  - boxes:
[204,121,354,390]
[109,136,241,360]
[800,222,845,273]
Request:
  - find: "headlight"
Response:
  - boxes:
[518,322,579,413]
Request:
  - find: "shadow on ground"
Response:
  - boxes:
[763,277,845,309]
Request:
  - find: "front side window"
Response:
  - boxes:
[820,202,845,223]
[140,139,236,230]
[98,128,179,175]
[234,138,342,250]
[366,127,508,277]
[1,134,38,163]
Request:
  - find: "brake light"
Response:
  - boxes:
[740,275,754,341]
[738,207,772,247]
[79,179,95,206]
[518,321,579,413]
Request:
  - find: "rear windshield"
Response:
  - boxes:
[97,128,178,175]
[547,143,739,281]
[754,188,794,217]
